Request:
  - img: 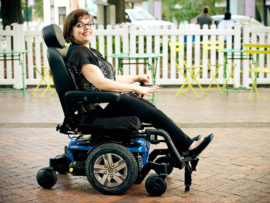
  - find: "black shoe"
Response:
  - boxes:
[192,135,201,141]
[187,133,214,158]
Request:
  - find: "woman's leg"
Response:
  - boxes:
[102,93,193,151]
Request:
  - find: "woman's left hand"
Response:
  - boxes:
[138,74,151,85]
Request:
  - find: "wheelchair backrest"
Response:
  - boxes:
[42,24,76,116]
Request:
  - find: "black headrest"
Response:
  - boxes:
[42,24,66,48]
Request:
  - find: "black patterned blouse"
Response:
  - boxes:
[66,43,116,112]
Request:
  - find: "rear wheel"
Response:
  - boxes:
[85,143,138,195]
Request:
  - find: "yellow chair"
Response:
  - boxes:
[32,66,56,97]
[169,42,206,98]
[201,41,224,93]
[244,44,270,100]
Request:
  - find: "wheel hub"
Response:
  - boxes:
[94,153,128,187]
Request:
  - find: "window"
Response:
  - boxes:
[59,7,66,25]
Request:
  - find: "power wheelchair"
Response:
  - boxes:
[36,24,201,196]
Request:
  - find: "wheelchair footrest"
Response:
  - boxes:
[184,158,199,192]
[191,158,199,171]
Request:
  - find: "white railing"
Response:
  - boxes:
[0,23,269,89]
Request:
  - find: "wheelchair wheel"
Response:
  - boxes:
[155,156,173,175]
[145,174,167,196]
[85,143,138,195]
[36,167,57,189]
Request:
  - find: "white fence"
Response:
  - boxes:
[0,23,270,89]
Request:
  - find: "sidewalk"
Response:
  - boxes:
[0,88,270,203]
[0,88,270,127]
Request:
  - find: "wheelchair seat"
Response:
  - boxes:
[42,24,141,135]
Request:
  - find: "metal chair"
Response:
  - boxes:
[201,41,224,93]
[32,65,55,97]
[244,44,270,100]
[169,42,206,98]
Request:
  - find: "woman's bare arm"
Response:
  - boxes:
[116,74,151,85]
[81,63,158,97]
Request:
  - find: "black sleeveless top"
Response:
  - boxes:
[66,43,116,112]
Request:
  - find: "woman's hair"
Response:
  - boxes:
[224,12,232,20]
[202,6,210,14]
[63,9,93,43]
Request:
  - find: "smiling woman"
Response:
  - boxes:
[63,9,95,46]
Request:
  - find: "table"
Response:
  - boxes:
[0,50,27,98]
[219,49,252,98]
[110,53,163,105]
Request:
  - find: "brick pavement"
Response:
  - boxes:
[0,128,269,203]
[0,88,270,202]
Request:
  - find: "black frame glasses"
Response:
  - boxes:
[74,22,95,29]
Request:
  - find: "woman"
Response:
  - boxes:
[63,9,213,157]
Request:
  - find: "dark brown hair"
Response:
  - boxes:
[63,9,93,43]
[202,6,210,14]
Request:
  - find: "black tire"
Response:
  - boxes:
[155,156,173,175]
[145,174,167,196]
[36,167,57,189]
[85,143,138,195]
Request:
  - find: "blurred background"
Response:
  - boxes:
[0,0,269,28]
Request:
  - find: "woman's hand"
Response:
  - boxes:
[137,74,151,85]
[134,85,159,98]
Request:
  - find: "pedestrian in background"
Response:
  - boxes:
[218,12,235,29]
[195,6,215,29]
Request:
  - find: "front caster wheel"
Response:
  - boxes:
[36,167,57,189]
[145,174,167,196]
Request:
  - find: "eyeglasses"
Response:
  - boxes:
[74,22,95,29]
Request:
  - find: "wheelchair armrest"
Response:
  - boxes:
[65,91,121,115]
[65,91,120,103]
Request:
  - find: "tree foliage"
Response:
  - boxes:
[1,0,24,27]
[21,0,43,21]
[32,0,43,19]
[162,0,224,24]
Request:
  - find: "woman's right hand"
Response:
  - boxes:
[134,85,159,98]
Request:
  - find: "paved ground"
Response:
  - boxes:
[0,87,270,203]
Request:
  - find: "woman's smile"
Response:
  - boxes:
[72,15,93,47]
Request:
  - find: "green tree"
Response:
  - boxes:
[162,0,224,24]
[1,0,24,27]
[21,0,43,21]
[32,0,43,20]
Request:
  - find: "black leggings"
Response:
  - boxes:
[102,93,193,151]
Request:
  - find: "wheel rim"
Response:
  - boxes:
[93,153,128,187]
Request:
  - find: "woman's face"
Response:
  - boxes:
[72,15,94,47]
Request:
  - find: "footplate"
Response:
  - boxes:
[184,158,199,192]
